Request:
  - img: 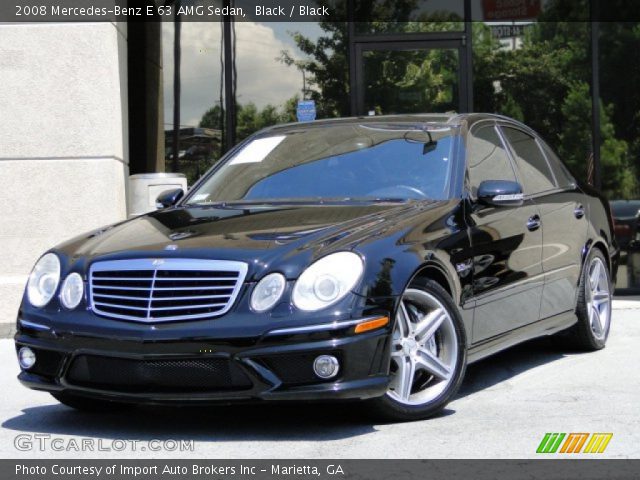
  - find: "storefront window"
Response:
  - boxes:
[599,22,640,292]
[361,47,459,114]
[472,18,594,187]
[234,21,349,140]
[232,22,300,142]
[162,21,223,184]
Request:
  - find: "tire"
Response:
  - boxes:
[560,248,612,351]
[51,392,132,412]
[368,279,467,422]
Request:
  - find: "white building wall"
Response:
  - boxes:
[0,22,129,327]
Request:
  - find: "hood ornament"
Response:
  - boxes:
[152,259,165,266]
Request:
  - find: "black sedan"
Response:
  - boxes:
[15,114,617,421]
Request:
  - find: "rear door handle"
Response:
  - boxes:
[527,215,541,231]
[574,204,585,219]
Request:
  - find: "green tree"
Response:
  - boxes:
[200,97,299,144]
[198,104,223,130]
[559,82,635,198]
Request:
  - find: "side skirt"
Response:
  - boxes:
[467,311,577,364]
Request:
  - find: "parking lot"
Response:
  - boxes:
[1,300,638,459]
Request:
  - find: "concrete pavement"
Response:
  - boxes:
[1,301,638,459]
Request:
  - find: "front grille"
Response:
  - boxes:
[66,355,253,393]
[89,258,248,322]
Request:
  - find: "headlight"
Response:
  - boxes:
[251,273,286,312]
[60,273,84,309]
[26,253,61,307]
[292,252,364,311]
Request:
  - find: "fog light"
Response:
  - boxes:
[313,355,339,379]
[18,347,36,370]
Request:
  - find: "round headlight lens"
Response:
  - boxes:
[26,253,61,307]
[251,273,286,312]
[60,273,84,309]
[292,252,364,311]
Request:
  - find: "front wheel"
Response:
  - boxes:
[369,280,467,421]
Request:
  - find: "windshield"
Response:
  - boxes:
[186,123,458,205]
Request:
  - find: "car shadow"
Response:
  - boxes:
[456,337,574,399]
[2,338,580,441]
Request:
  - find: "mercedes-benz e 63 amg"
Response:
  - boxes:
[15,114,617,420]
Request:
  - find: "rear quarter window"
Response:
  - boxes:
[538,140,576,189]
[501,127,557,195]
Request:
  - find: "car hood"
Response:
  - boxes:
[57,201,452,280]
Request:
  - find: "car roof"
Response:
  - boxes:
[262,113,530,134]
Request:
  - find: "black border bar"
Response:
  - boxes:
[2,0,640,22]
[6,459,640,480]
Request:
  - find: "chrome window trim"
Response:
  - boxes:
[89,258,248,323]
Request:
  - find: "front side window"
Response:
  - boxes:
[185,123,458,204]
[501,127,557,195]
[467,125,517,197]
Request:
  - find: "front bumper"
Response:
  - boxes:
[15,318,391,405]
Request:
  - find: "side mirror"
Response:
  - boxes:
[477,180,524,207]
[155,188,184,209]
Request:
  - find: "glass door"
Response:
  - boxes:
[354,41,468,116]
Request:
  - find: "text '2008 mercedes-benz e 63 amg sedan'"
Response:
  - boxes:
[15,113,617,421]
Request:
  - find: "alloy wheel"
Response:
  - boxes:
[586,257,611,341]
[387,288,459,406]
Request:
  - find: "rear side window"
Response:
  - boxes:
[502,127,557,195]
[539,140,575,189]
[467,125,517,197]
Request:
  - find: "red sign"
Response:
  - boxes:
[483,0,542,21]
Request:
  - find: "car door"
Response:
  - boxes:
[466,122,544,342]
[501,126,588,318]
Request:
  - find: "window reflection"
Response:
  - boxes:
[362,48,459,115]
[234,21,348,141]
[599,21,640,292]
[472,20,594,187]
[162,21,223,184]
[354,0,465,34]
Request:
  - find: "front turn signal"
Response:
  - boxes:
[354,316,389,334]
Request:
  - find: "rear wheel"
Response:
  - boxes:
[51,392,132,412]
[561,249,612,350]
[369,280,466,421]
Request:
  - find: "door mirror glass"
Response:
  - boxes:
[155,188,184,209]
[477,180,524,207]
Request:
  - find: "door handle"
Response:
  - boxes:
[574,204,585,219]
[527,215,542,231]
